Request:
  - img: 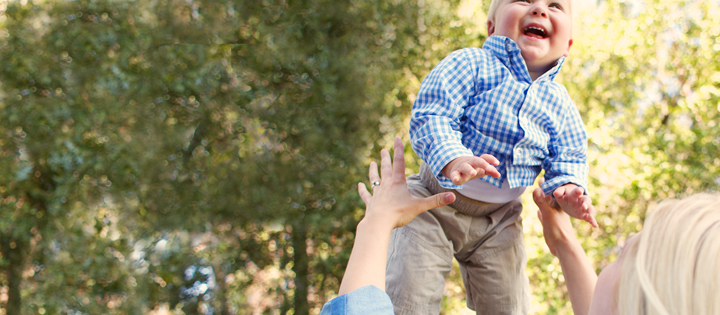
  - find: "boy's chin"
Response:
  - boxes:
[521,53,563,71]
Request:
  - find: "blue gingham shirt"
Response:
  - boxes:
[410,36,588,196]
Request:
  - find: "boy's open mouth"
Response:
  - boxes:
[523,26,547,39]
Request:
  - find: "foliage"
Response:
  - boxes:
[1,0,719,314]
[524,0,720,313]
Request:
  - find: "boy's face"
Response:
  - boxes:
[488,0,573,73]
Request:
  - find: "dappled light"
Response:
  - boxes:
[1,0,720,314]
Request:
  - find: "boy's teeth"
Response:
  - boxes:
[524,27,546,37]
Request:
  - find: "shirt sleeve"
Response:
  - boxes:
[410,49,477,189]
[319,285,394,315]
[540,96,589,196]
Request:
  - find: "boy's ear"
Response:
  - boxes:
[563,38,573,57]
[487,20,495,36]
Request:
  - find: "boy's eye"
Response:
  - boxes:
[549,2,563,9]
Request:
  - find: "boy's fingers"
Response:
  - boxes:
[358,182,371,204]
[479,154,500,166]
[484,165,500,178]
[586,202,597,217]
[453,164,476,184]
[468,158,499,178]
[468,157,491,170]
[571,187,584,198]
[460,163,476,177]
[586,214,598,228]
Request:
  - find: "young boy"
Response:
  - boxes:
[385,0,595,314]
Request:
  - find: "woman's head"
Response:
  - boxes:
[618,193,720,315]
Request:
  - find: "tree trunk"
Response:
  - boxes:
[1,236,24,315]
[291,223,309,315]
[213,263,229,315]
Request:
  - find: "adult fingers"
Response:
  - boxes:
[358,182,371,204]
[533,187,559,216]
[368,161,380,189]
[392,136,406,181]
[537,210,544,224]
[415,192,455,215]
[380,149,392,184]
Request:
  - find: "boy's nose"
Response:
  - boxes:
[532,7,548,17]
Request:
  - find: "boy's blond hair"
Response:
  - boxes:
[618,193,720,315]
[486,0,576,35]
[486,0,504,23]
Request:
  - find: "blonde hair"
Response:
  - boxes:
[486,0,576,34]
[618,193,720,315]
[487,0,503,24]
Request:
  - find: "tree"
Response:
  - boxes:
[0,0,473,313]
[524,0,720,313]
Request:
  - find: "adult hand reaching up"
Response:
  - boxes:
[358,136,456,230]
[338,136,455,296]
[533,180,596,315]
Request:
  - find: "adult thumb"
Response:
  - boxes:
[533,187,551,213]
[418,192,455,213]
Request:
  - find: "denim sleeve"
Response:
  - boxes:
[320,285,394,315]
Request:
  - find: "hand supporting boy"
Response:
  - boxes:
[550,182,598,228]
[441,155,501,185]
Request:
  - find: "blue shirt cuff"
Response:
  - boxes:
[320,285,394,315]
[541,175,588,196]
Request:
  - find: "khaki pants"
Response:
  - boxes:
[385,164,530,315]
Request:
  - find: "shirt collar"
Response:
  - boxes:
[482,35,565,82]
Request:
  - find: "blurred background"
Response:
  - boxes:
[1,0,719,314]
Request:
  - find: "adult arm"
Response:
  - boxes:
[319,136,456,315]
[338,136,455,295]
[533,185,597,315]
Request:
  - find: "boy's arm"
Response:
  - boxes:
[539,101,588,195]
[541,94,596,226]
[410,49,481,189]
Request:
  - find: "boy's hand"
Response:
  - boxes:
[552,183,598,228]
[441,155,500,186]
